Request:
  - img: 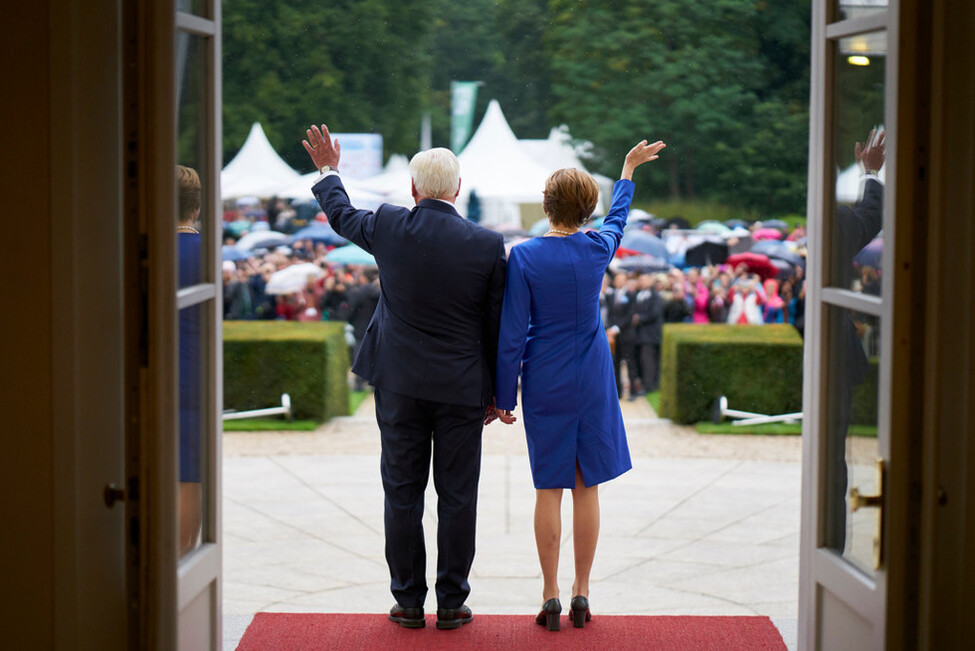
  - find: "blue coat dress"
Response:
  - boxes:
[496,179,634,489]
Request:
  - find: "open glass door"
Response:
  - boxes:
[124,0,223,647]
[799,0,921,647]
[174,0,223,648]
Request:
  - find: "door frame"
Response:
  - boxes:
[123,0,223,647]
[798,0,928,648]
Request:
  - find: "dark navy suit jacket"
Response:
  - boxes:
[313,174,506,407]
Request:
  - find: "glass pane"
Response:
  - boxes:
[177,0,207,19]
[824,305,881,575]
[833,0,888,22]
[177,303,209,558]
[829,32,886,295]
[177,32,209,286]
[176,30,212,559]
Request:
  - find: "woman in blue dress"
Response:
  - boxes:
[495,139,666,631]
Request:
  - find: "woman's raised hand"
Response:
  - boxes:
[622,139,667,180]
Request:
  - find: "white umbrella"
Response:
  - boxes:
[235,230,292,251]
[264,263,324,295]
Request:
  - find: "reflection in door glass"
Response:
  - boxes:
[824,305,881,575]
[177,31,210,559]
[833,0,888,23]
[830,33,886,295]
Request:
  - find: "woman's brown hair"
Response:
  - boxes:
[543,168,599,228]
[177,165,201,224]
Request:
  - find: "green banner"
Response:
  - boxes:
[450,81,479,153]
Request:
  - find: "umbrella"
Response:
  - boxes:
[854,237,883,268]
[324,244,377,266]
[236,230,292,250]
[224,219,251,237]
[529,218,550,237]
[494,224,532,240]
[629,208,653,223]
[752,228,784,241]
[750,240,805,268]
[724,219,749,229]
[665,216,691,229]
[770,258,797,280]
[291,223,347,246]
[620,231,668,259]
[695,221,732,235]
[264,262,325,295]
[684,240,730,267]
[762,219,789,231]
[616,254,673,274]
[725,252,779,281]
[221,245,253,262]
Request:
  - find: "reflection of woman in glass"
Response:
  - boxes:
[177,165,203,556]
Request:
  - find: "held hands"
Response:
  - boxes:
[855,128,886,174]
[622,139,667,180]
[484,398,518,426]
[302,124,341,171]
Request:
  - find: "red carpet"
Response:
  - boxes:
[237,613,786,650]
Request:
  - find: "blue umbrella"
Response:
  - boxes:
[292,223,348,246]
[324,244,377,266]
[620,230,668,259]
[221,245,254,262]
[724,219,750,229]
[530,218,550,237]
[854,237,883,268]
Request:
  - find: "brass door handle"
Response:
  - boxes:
[847,458,886,569]
[849,486,882,511]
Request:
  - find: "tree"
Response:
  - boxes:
[223,0,437,170]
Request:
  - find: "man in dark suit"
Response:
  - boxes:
[606,272,638,399]
[303,124,506,630]
[632,272,665,393]
[347,272,381,391]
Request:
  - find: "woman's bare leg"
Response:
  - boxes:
[535,487,564,601]
[571,466,599,598]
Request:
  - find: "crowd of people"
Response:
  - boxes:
[600,262,807,400]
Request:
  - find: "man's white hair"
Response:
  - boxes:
[409,148,460,200]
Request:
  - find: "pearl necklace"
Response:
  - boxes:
[177,226,200,234]
[544,227,578,237]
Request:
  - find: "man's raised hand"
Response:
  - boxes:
[302,124,341,171]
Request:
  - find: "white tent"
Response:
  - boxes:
[277,170,386,211]
[836,163,886,203]
[455,100,555,226]
[520,126,613,215]
[221,122,302,199]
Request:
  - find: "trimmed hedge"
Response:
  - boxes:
[223,321,350,422]
[659,324,804,425]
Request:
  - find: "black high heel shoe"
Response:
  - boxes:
[535,598,562,631]
[569,595,591,628]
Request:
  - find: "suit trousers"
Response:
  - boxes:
[374,387,484,610]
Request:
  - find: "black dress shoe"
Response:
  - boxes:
[436,604,473,630]
[389,604,425,628]
[535,598,562,631]
[569,595,591,628]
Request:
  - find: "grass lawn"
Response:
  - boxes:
[349,390,369,414]
[646,389,876,437]
[646,390,661,414]
[223,418,318,432]
[696,422,878,437]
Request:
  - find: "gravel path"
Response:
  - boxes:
[222,392,877,464]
